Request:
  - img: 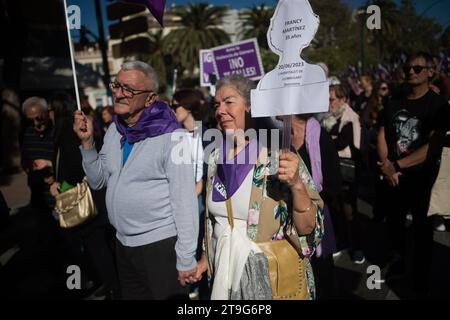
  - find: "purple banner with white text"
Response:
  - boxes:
[211,38,264,81]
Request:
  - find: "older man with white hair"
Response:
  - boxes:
[74,61,199,300]
[21,96,54,211]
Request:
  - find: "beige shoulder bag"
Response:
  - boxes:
[54,149,97,228]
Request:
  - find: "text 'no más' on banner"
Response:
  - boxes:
[200,38,265,86]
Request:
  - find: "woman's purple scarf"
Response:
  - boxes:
[305,117,323,193]
[212,139,260,202]
[305,117,338,257]
[113,101,181,147]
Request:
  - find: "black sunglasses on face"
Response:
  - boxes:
[109,81,154,98]
[380,86,388,91]
[403,65,431,75]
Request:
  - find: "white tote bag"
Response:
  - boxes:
[428,147,450,218]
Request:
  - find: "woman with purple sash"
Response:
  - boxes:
[192,74,324,300]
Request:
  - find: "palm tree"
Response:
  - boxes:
[239,4,275,50]
[365,0,401,60]
[163,3,230,76]
[136,29,169,92]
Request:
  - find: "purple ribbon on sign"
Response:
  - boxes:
[122,0,166,27]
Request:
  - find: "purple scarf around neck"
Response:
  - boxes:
[212,138,260,202]
[305,117,323,193]
[113,101,181,147]
[305,117,327,257]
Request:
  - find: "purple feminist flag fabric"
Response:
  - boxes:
[123,0,166,27]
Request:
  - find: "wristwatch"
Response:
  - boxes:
[393,160,401,172]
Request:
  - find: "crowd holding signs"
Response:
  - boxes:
[200,38,265,87]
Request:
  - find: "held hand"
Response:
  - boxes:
[378,160,395,177]
[44,176,55,185]
[50,182,60,197]
[178,266,198,287]
[391,172,403,187]
[386,172,402,187]
[33,159,52,171]
[278,150,303,190]
[378,160,402,187]
[73,110,94,149]
[193,253,208,282]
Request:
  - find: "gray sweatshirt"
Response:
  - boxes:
[80,123,199,271]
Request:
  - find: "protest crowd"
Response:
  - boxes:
[1,0,450,302]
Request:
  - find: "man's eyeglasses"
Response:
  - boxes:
[109,81,154,98]
[380,86,388,91]
[402,65,432,75]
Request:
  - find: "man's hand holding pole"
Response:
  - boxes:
[73,110,94,150]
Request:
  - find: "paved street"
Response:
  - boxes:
[333,199,450,300]
[1,172,449,300]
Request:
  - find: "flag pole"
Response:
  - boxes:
[63,0,81,111]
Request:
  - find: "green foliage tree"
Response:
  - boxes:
[364,0,401,61]
[137,1,445,85]
[239,4,274,49]
[136,29,168,93]
[303,0,359,74]
[302,0,444,75]
[164,3,230,77]
[239,4,277,72]
[391,0,442,55]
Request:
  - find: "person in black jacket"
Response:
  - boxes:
[321,84,365,265]
[292,114,342,299]
[48,93,119,299]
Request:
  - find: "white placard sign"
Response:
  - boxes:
[251,0,329,117]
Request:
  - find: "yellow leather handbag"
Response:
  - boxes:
[225,199,308,300]
[257,239,308,300]
[54,149,97,228]
[54,177,97,228]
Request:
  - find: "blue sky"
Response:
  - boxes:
[69,0,450,39]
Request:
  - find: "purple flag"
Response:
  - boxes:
[122,0,166,27]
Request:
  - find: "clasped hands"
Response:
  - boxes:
[178,253,209,287]
[378,159,402,187]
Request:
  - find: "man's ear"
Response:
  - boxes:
[145,93,157,107]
